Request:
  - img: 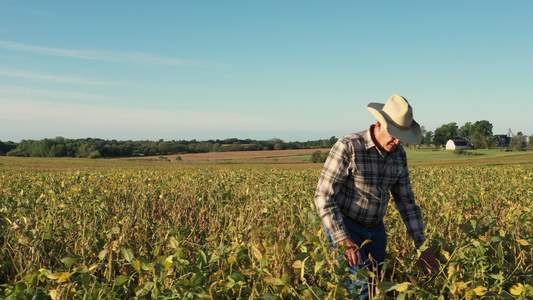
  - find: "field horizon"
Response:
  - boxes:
[1,147,532,171]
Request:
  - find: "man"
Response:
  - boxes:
[314,94,439,298]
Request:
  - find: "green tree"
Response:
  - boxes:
[211,143,221,152]
[310,150,328,163]
[433,122,458,146]
[0,140,17,156]
[230,142,243,151]
[412,126,426,148]
[423,131,434,146]
[50,144,67,157]
[470,120,493,149]
[196,142,212,153]
[509,134,526,151]
[458,122,473,141]
[328,136,337,147]
[77,143,97,158]
[471,120,493,137]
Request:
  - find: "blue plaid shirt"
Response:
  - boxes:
[314,126,426,247]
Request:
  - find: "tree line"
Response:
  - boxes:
[2,120,531,158]
[419,120,532,150]
[0,136,339,158]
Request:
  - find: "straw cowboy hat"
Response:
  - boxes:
[367,94,422,143]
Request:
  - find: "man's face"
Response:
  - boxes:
[375,124,402,152]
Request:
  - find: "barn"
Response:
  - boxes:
[446,138,469,150]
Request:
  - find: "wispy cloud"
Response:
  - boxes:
[0,68,126,85]
[0,40,102,60]
[0,40,221,67]
[0,85,117,102]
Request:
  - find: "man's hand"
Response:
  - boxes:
[339,238,362,267]
[416,248,440,274]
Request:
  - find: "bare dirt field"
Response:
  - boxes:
[137,148,331,163]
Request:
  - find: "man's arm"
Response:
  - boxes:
[314,139,351,244]
[390,162,426,247]
[391,159,439,273]
[315,140,365,267]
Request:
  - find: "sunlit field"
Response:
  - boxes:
[1,151,532,299]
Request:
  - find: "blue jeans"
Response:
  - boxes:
[324,216,387,299]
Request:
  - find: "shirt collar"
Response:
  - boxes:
[364,125,376,150]
[365,125,389,158]
[365,125,381,154]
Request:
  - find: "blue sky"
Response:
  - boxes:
[1,1,532,142]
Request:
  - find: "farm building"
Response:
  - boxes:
[446,138,469,150]
[494,134,511,147]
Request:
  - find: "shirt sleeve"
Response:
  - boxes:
[314,139,351,243]
[390,162,427,247]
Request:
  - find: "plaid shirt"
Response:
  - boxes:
[314,126,426,247]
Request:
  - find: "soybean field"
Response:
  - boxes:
[0,155,532,299]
